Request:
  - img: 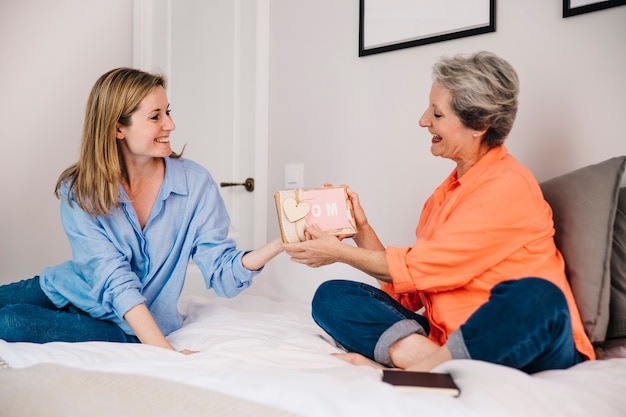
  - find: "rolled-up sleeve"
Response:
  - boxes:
[385,168,542,295]
[188,170,258,298]
[42,185,145,325]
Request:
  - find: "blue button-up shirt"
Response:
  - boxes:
[40,157,257,336]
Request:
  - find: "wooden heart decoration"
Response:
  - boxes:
[282,198,310,223]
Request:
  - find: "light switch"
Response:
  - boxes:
[284,163,304,189]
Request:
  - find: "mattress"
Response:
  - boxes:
[1,292,625,417]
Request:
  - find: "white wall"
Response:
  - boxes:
[0,0,133,283]
[1,1,625,305]
[257,0,626,303]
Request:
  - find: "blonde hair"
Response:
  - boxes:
[432,51,519,147]
[55,68,182,216]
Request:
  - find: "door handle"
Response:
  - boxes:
[219,177,255,192]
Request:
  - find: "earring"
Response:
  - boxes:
[472,132,479,137]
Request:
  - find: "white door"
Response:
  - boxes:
[133,0,268,247]
[133,0,269,290]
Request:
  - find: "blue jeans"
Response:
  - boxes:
[0,277,139,343]
[312,277,585,373]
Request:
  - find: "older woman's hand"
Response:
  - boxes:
[282,225,343,268]
[345,187,369,230]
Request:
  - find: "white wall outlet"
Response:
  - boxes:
[284,163,304,189]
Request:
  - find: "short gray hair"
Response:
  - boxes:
[432,51,519,147]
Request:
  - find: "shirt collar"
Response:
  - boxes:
[455,145,509,186]
[118,157,188,203]
[161,157,188,198]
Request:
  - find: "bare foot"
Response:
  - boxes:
[388,333,439,369]
[404,345,453,372]
[331,352,385,369]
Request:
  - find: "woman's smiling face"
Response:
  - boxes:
[116,85,176,162]
[419,82,476,164]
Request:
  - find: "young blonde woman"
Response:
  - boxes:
[0,68,282,353]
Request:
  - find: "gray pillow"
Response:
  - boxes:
[540,156,626,343]
[607,187,626,340]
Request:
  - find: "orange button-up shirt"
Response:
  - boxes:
[383,146,595,360]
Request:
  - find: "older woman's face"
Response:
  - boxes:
[419,83,476,164]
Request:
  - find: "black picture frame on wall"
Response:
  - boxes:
[359,0,496,57]
[563,0,626,17]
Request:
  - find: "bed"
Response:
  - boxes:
[2,156,626,417]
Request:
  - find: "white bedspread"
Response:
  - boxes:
[1,293,625,417]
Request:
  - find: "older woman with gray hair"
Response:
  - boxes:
[283,51,594,373]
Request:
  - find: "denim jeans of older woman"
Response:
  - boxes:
[311,277,585,374]
[0,276,139,343]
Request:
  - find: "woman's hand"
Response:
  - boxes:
[346,187,370,230]
[241,238,284,271]
[282,225,343,268]
[284,224,392,282]
[124,303,177,351]
[343,187,385,251]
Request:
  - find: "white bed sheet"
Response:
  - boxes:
[1,293,625,417]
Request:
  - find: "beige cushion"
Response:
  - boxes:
[540,156,626,343]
